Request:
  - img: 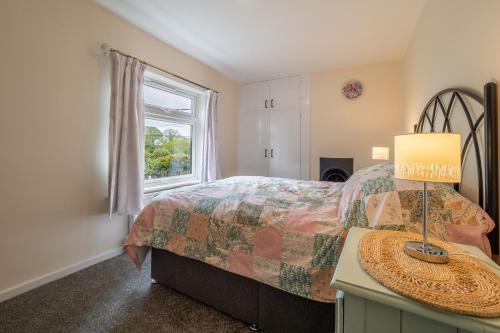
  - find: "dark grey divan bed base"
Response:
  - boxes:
[151,248,335,332]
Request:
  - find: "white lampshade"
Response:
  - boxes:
[394,133,461,183]
[372,147,390,160]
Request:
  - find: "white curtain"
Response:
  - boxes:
[108,51,146,216]
[201,90,221,182]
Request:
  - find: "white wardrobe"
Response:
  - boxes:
[238,76,309,180]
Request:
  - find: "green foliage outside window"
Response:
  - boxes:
[145,126,191,179]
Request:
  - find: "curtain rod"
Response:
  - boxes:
[101,43,220,93]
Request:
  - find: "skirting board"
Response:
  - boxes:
[0,247,123,303]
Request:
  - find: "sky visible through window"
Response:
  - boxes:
[144,85,192,113]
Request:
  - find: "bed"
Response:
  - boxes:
[125,82,498,333]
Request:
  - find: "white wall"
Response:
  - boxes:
[0,0,239,298]
[310,61,404,179]
[402,0,500,131]
[402,0,500,250]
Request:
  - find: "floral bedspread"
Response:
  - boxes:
[125,164,495,303]
[126,176,345,302]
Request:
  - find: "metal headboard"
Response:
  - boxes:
[414,82,498,255]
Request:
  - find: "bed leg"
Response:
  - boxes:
[151,278,158,284]
[248,324,259,331]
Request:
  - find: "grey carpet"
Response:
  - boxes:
[0,254,249,333]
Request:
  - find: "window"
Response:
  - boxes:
[143,70,206,192]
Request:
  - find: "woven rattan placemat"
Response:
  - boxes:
[359,230,500,317]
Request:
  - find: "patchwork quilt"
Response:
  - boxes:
[126,176,345,302]
[125,164,495,303]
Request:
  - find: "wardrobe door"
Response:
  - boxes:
[269,76,301,110]
[241,81,270,112]
[239,110,270,176]
[269,109,301,179]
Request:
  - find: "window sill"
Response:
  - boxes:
[144,179,200,195]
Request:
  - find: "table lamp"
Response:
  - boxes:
[372,147,390,160]
[394,133,461,263]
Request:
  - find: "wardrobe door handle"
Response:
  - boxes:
[270,99,274,108]
[264,149,268,158]
[271,149,274,158]
[265,99,268,109]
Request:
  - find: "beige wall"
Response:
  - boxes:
[310,61,404,179]
[402,0,500,131]
[402,0,500,250]
[0,0,238,295]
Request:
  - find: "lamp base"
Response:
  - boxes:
[404,241,449,264]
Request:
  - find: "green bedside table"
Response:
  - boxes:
[331,227,500,333]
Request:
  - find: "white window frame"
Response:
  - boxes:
[143,69,206,194]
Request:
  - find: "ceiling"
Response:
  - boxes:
[96,0,426,83]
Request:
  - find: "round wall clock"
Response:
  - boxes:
[342,80,363,99]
